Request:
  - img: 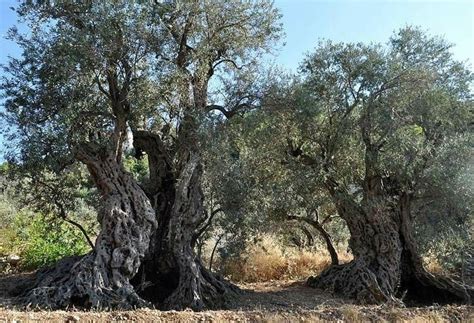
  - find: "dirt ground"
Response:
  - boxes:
[0,274,473,322]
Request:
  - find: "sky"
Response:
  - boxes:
[275,0,473,69]
[0,0,473,160]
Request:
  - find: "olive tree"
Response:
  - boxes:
[264,28,473,304]
[1,0,281,310]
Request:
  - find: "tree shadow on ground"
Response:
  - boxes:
[228,280,347,311]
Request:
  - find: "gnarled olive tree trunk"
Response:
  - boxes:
[163,153,237,310]
[308,187,403,304]
[23,146,157,309]
[132,132,237,310]
[131,131,178,304]
[397,193,472,304]
[308,180,473,305]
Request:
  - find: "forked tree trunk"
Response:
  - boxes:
[397,193,472,304]
[162,153,237,310]
[308,187,473,305]
[132,133,238,310]
[23,146,157,309]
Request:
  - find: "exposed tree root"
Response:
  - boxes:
[308,182,473,306]
[307,210,474,306]
[162,259,239,311]
[309,258,473,306]
[307,258,403,305]
[22,254,149,309]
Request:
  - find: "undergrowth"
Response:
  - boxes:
[213,234,352,282]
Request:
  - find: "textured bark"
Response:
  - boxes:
[132,133,238,310]
[23,147,157,309]
[132,131,178,304]
[397,193,473,304]
[161,153,237,310]
[307,186,474,305]
[307,192,403,304]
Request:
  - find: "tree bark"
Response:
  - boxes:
[132,132,238,310]
[307,183,473,305]
[23,146,157,309]
[161,153,237,310]
[397,192,473,304]
[131,131,179,304]
[307,182,402,303]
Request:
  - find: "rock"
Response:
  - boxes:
[66,315,80,322]
[7,255,20,266]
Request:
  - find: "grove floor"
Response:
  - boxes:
[0,274,473,322]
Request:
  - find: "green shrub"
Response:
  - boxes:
[22,216,91,269]
[1,210,91,270]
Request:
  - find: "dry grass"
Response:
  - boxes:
[220,235,352,283]
[424,256,446,275]
[340,305,364,322]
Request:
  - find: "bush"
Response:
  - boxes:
[22,216,91,269]
[0,210,91,271]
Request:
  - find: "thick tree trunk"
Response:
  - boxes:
[397,193,473,304]
[132,133,238,310]
[132,131,179,304]
[23,147,157,309]
[308,187,473,305]
[307,195,403,304]
[162,153,237,310]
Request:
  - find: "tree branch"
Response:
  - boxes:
[206,103,252,119]
[212,58,244,70]
[287,215,339,265]
[192,207,223,246]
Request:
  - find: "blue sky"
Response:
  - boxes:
[275,0,473,69]
[0,0,473,160]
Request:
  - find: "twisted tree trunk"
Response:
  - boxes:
[132,132,238,310]
[308,183,473,305]
[308,195,403,304]
[23,146,157,309]
[162,153,237,310]
[131,131,178,304]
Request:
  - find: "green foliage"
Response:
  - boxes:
[0,193,16,230]
[123,154,149,182]
[0,165,94,270]
[20,215,90,269]
[414,154,474,274]
[201,26,473,275]
[0,162,9,174]
[0,0,470,285]
[1,211,91,270]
